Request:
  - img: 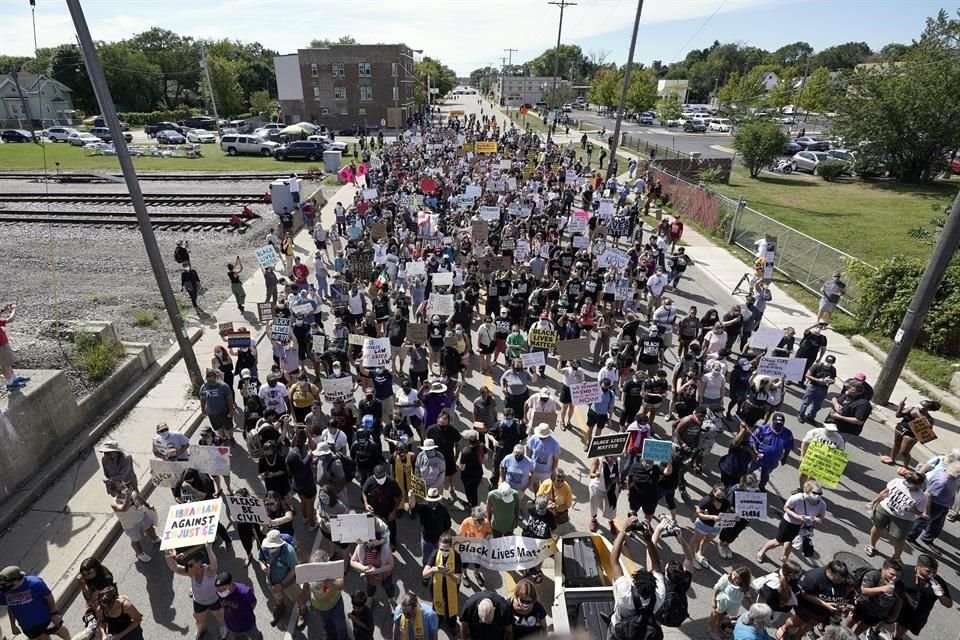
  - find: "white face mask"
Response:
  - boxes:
[806,494,822,504]
[217,589,231,598]
[375,476,387,485]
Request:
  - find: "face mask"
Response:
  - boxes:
[375,476,387,485]
[217,589,231,598]
[746,485,759,492]
[806,494,822,504]
[319,495,331,506]
[514,454,523,461]
[427,450,438,457]
[536,505,547,515]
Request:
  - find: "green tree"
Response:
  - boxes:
[526,44,592,81]
[766,42,813,68]
[588,68,619,108]
[832,10,960,183]
[732,119,788,178]
[767,72,796,111]
[796,66,834,113]
[0,55,33,72]
[655,96,682,123]
[249,89,274,116]
[626,68,657,113]
[878,42,912,60]
[811,41,873,70]
[206,55,245,117]
[100,42,164,112]
[128,28,201,107]
[469,65,499,93]
[716,69,765,111]
[308,35,358,47]
[413,57,457,107]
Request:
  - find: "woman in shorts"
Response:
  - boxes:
[164,543,226,640]
[865,470,926,562]
[880,399,940,469]
[690,483,733,567]
[757,481,827,564]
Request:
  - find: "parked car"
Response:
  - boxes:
[663,117,684,128]
[337,127,358,136]
[827,149,856,163]
[1,129,34,143]
[186,129,217,143]
[89,127,133,143]
[791,150,833,173]
[784,140,802,155]
[305,135,347,153]
[145,121,183,137]
[220,134,279,156]
[707,118,733,132]
[562,104,572,112]
[683,120,707,133]
[229,119,253,133]
[156,130,187,145]
[794,136,829,151]
[637,114,654,125]
[93,117,130,130]
[67,132,102,146]
[254,123,284,137]
[180,116,218,131]
[779,116,796,125]
[274,140,327,161]
[45,126,78,142]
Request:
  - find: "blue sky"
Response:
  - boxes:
[0,0,948,75]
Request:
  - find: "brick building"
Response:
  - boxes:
[274,44,417,132]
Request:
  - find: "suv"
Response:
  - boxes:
[274,140,327,161]
[89,127,133,143]
[637,112,654,125]
[146,121,182,137]
[708,118,733,132]
[93,117,130,130]
[220,134,279,157]
[180,116,218,131]
[683,120,707,133]
[45,126,78,142]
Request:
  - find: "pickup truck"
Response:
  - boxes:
[145,122,183,137]
[551,533,630,637]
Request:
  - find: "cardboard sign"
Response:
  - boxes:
[150,459,190,488]
[407,323,429,344]
[641,438,674,462]
[255,245,281,270]
[432,271,454,287]
[557,337,591,361]
[322,376,353,403]
[218,322,234,335]
[908,415,937,444]
[570,381,601,406]
[598,198,615,219]
[521,351,546,368]
[475,141,498,154]
[406,260,426,276]
[479,206,500,222]
[361,338,391,368]
[587,432,630,458]
[757,356,807,383]
[597,247,630,270]
[257,303,274,322]
[565,170,578,184]
[224,494,269,525]
[429,293,455,317]
[348,334,366,346]
[717,513,739,529]
[371,222,388,240]
[362,188,379,201]
[615,286,633,302]
[295,561,344,584]
[478,256,512,273]
[531,411,557,428]
[291,302,315,317]
[750,327,786,351]
[472,221,489,242]
[410,474,427,499]
[160,498,222,550]
[330,513,376,542]
[797,440,850,488]
[270,317,291,341]
[735,491,768,519]
[187,445,231,476]
[568,211,589,234]
[501,237,516,251]
[452,536,555,571]
[528,327,558,350]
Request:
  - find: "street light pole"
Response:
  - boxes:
[65,0,203,390]
[873,189,960,405]
[548,0,577,139]
[607,0,644,179]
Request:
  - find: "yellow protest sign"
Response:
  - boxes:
[797,440,850,488]
[462,142,475,152]
[411,474,427,499]
[475,141,498,154]
[449,109,465,117]
[528,327,558,350]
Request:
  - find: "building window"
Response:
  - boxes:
[392,86,399,102]
[313,87,321,100]
[332,63,344,77]
[391,62,398,77]
[358,62,371,77]
[310,63,318,77]
[334,87,347,101]
[358,108,366,116]
[360,86,373,101]
[321,108,330,115]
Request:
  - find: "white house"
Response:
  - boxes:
[0,73,76,128]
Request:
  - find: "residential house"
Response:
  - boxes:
[0,73,76,128]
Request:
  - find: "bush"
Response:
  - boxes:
[816,160,848,181]
[698,167,725,184]
[133,311,157,328]
[850,155,886,179]
[74,332,124,382]
[115,108,194,126]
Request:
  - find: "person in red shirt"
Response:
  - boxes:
[668,217,684,252]
[291,257,310,291]
[1,303,29,390]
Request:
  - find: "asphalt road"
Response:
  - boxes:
[53,96,959,640]
[569,109,736,159]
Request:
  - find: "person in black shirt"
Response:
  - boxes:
[407,488,453,564]
[486,409,526,483]
[826,381,872,437]
[849,559,905,637]
[620,370,646,428]
[426,409,463,502]
[362,464,403,547]
[520,496,556,583]
[780,561,852,639]
[459,591,512,640]
[796,324,828,384]
[797,355,837,424]
[894,554,953,640]
[457,430,486,508]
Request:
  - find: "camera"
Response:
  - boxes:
[660,519,682,538]
[624,512,648,535]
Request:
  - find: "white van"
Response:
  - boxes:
[220,134,279,156]
[708,118,733,132]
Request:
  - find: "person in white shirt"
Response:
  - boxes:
[652,298,678,349]
[798,424,845,489]
[152,423,190,461]
[646,269,668,319]
[524,388,559,426]
[258,374,290,415]
[597,359,620,390]
[559,361,586,430]
[265,227,281,254]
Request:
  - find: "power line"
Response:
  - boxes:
[672,0,728,62]
[547,0,577,130]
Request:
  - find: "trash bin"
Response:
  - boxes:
[323,150,341,174]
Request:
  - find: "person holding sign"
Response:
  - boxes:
[164,543,227,640]
[584,378,616,453]
[304,549,347,640]
[756,481,827,564]
[691,483,735,568]
[880,399,940,469]
[350,521,398,610]
[226,257,246,312]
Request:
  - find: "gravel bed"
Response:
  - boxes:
[0,177,318,195]
[0,181,339,400]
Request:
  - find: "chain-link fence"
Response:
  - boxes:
[621,133,692,161]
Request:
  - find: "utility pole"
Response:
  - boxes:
[65,0,204,391]
[9,70,37,142]
[548,0,577,135]
[199,45,220,123]
[607,0,644,179]
[504,48,518,71]
[874,190,960,405]
[793,56,811,122]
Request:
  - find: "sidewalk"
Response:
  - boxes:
[0,180,357,612]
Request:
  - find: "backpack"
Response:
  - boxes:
[245,428,264,459]
[353,436,378,467]
[610,590,664,640]
[655,575,690,628]
[851,567,873,602]
[629,465,658,492]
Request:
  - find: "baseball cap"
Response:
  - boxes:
[854,372,867,381]
[772,413,785,424]
[825,355,836,364]
[0,566,24,582]
[215,571,233,587]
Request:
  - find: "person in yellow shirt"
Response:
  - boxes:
[458,506,493,588]
[290,373,320,422]
[537,469,574,531]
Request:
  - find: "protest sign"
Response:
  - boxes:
[500,237,516,251]
[641,439,674,463]
[218,322,234,335]
[568,211,589,234]
[226,331,252,349]
[255,245,280,270]
[420,178,437,193]
[565,170,578,184]
[361,338,391,368]
[475,141,498,154]
[429,293,455,317]
[735,491,768,519]
[465,185,482,199]
[479,206,501,221]
[557,337,591,360]
[443,336,459,348]
[295,561,344,584]
[478,256,512,273]
[528,327,558,350]
[371,222,388,241]
[224,494,268,525]
[257,303,274,322]
[472,221,489,242]
[362,188,378,200]
[908,415,937,444]
[348,334,366,346]
[507,177,518,191]
[407,323,429,344]
[160,499,222,550]
[291,302,315,317]
[520,351,546,368]
[717,513,739,529]
[797,440,850,488]
[322,376,353,404]
[597,247,630,270]
[598,198,615,219]
[410,474,427,500]
[572,235,589,249]
[150,459,190,488]
[615,286,633,302]
[406,260,426,276]
[187,445,231,477]
[570,381,601,405]
[330,513,377,542]
[452,536,555,572]
[757,356,807,383]
[270,318,291,342]
[514,240,530,262]
[531,411,557,429]
[587,432,630,458]
[432,271,454,287]
[750,327,786,351]
[500,159,512,170]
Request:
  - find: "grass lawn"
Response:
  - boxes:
[712,165,957,264]
[0,141,362,172]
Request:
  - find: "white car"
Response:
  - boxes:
[67,132,102,147]
[708,118,733,132]
[305,135,348,153]
[254,123,284,137]
[45,126,78,142]
[186,129,217,143]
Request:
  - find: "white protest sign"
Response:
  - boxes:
[750,326,786,351]
[362,188,379,201]
[565,170,578,184]
[295,561,345,584]
[568,213,588,234]
[717,513,739,529]
[150,459,190,488]
[479,206,500,221]
[500,159,512,170]
[224,494,269,525]
[432,271,454,287]
[465,185,482,198]
[291,302,314,317]
[757,356,807,383]
[361,338,391,368]
[514,240,530,262]
[572,235,589,249]
[322,376,354,403]
[406,260,426,276]
[255,245,281,270]
[597,247,630,270]
[570,381,602,405]
[187,445,231,477]
[330,513,377,542]
[598,198,616,219]
[452,536,556,572]
[373,244,388,265]
[429,293,455,317]
[735,491,768,519]
[507,177,517,191]
[520,351,546,368]
[270,317,291,341]
[615,285,633,301]
[160,498,222,550]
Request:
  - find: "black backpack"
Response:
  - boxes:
[611,590,664,640]
[352,436,378,467]
[851,566,873,602]
[655,574,690,628]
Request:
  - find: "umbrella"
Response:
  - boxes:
[279,124,306,136]
[296,122,319,134]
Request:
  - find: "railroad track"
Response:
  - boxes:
[0,172,296,182]
[0,209,252,232]
[0,193,266,207]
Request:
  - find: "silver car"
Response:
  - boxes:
[791,150,832,173]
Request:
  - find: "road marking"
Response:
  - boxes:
[711,145,735,154]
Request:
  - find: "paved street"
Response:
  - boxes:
[2,95,955,640]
